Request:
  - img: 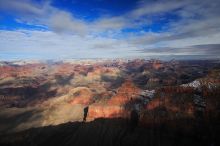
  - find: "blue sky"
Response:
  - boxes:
[0,0,220,60]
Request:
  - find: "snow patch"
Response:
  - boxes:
[181,80,201,88]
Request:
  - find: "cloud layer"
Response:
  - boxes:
[0,0,220,60]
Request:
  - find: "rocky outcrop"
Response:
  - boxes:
[87,81,140,121]
[69,87,94,105]
[152,60,163,70]
[87,104,128,121]
[108,80,141,105]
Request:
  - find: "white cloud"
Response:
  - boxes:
[0,0,45,16]
[92,16,128,30]
[0,29,141,59]
[48,11,88,35]
[130,0,189,18]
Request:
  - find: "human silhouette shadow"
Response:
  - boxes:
[129,109,139,132]
[83,106,89,122]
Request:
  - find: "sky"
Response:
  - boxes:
[0,0,220,60]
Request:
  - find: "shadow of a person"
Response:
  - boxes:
[130,109,139,132]
[83,106,89,122]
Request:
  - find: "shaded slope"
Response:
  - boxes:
[0,117,220,146]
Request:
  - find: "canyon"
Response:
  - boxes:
[0,59,220,146]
